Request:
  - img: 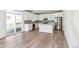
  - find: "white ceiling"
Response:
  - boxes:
[31,10,60,13]
[26,10,62,14]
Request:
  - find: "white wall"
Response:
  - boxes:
[0,10,6,38]
[63,10,79,48]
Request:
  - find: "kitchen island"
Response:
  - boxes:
[39,23,55,33]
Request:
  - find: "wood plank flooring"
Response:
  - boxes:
[0,30,68,48]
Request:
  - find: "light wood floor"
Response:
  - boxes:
[0,30,68,48]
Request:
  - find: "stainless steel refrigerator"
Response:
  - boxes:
[55,17,62,31]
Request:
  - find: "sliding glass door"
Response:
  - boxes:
[6,10,23,35]
[6,12,15,34]
[16,14,22,32]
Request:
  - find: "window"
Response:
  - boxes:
[6,11,15,34]
[16,14,23,32]
[6,10,23,35]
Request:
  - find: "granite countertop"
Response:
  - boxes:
[24,20,55,24]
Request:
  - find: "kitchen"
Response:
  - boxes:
[24,10,63,33]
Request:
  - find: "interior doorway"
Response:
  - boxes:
[32,24,35,30]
